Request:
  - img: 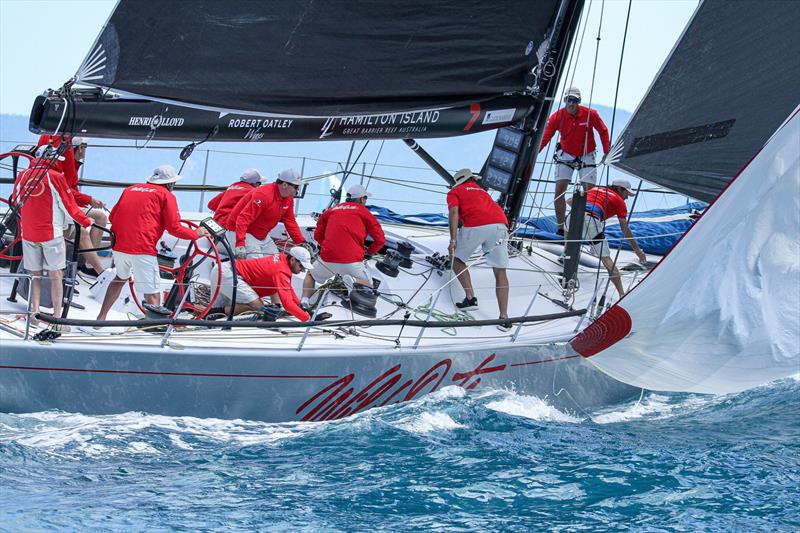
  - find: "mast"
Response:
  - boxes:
[502,0,585,225]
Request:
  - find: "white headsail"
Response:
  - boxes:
[571,107,800,394]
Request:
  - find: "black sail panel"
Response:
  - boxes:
[79,0,559,116]
[612,0,800,202]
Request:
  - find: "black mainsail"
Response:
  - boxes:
[78,0,559,116]
[611,0,800,202]
[30,0,571,143]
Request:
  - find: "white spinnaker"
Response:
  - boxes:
[585,107,800,394]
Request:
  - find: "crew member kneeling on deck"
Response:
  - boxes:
[576,178,647,299]
[94,165,208,322]
[301,184,385,305]
[225,168,306,259]
[210,247,312,321]
[447,169,511,332]
[206,168,264,249]
[15,146,93,329]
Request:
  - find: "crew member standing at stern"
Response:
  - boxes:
[446,169,512,331]
[93,165,208,323]
[539,87,611,235]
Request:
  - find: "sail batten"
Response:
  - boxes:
[611,0,800,202]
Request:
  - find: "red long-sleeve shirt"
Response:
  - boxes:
[207,180,257,227]
[109,183,199,255]
[539,106,611,156]
[14,160,92,242]
[37,134,93,207]
[226,182,305,247]
[235,254,310,321]
[314,202,385,263]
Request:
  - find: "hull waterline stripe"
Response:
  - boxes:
[0,365,337,379]
[509,355,580,367]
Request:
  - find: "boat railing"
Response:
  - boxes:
[0,271,33,339]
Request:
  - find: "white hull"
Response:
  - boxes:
[0,337,636,422]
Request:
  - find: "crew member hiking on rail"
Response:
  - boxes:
[37,134,109,276]
[207,168,264,245]
[575,178,647,299]
[539,87,611,236]
[210,246,313,321]
[446,169,512,332]
[225,168,306,259]
[92,165,208,323]
[301,184,385,305]
[14,146,93,330]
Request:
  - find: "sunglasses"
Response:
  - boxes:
[564,96,580,104]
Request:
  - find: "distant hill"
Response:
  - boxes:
[1,105,653,215]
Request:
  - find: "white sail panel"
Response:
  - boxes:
[571,108,800,394]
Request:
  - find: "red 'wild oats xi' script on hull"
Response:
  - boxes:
[296,354,507,422]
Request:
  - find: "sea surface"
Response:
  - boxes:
[1,377,798,532]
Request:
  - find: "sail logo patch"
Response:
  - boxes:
[483,109,515,125]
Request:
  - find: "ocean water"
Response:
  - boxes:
[1,378,798,532]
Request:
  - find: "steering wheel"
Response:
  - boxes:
[0,151,35,261]
[129,220,222,319]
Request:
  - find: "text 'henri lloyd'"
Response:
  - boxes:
[128,115,185,128]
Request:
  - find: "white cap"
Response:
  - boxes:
[240,168,264,184]
[564,86,582,101]
[35,145,65,161]
[612,178,635,194]
[346,184,372,199]
[147,164,183,185]
[71,136,88,146]
[288,246,314,270]
[452,168,481,187]
[278,168,302,186]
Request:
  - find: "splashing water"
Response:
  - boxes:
[2,379,798,531]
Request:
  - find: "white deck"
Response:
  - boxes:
[0,216,650,352]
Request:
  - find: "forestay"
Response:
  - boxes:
[611,0,800,202]
[572,107,800,394]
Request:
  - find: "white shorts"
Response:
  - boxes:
[113,251,161,295]
[23,237,66,271]
[245,233,279,258]
[210,262,260,305]
[554,150,597,184]
[580,216,610,258]
[454,223,509,268]
[309,258,370,284]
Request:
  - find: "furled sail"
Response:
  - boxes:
[76,0,559,116]
[571,107,800,394]
[611,0,800,202]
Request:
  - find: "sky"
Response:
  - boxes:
[0,0,699,116]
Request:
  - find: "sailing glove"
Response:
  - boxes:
[234,246,247,259]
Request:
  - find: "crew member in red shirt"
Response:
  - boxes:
[301,184,385,304]
[14,146,92,327]
[93,165,208,322]
[446,169,511,331]
[207,168,264,234]
[225,168,306,259]
[37,135,108,275]
[210,247,312,320]
[539,87,611,234]
[577,178,647,299]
